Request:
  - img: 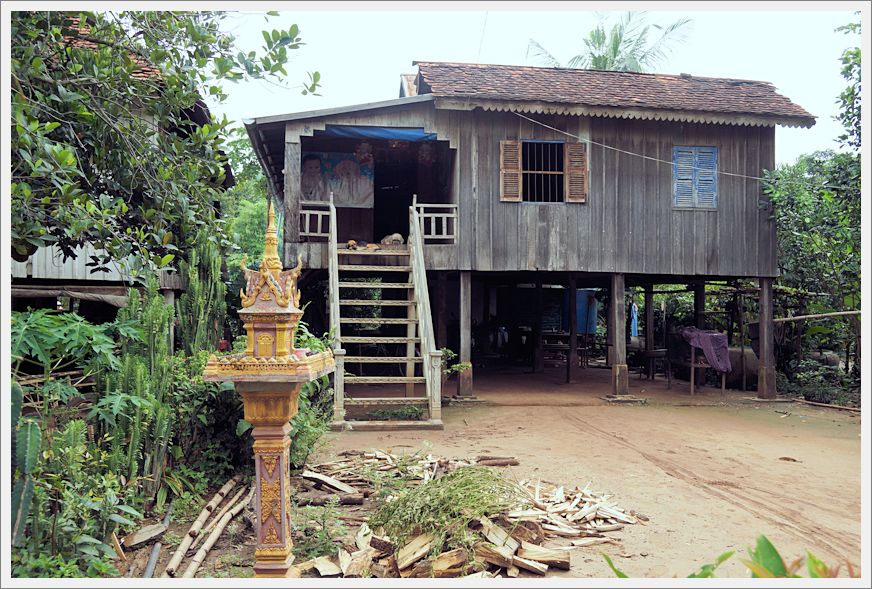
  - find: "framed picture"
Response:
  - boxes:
[301,150,374,208]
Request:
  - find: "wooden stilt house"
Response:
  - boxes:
[245,61,815,429]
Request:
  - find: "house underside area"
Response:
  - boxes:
[298,263,778,431]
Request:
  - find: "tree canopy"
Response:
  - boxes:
[528,12,691,72]
[10,11,318,275]
[762,19,861,386]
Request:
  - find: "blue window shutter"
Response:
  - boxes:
[673,147,694,207]
[695,147,718,208]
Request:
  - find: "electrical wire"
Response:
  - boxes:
[512,111,859,191]
[476,12,489,64]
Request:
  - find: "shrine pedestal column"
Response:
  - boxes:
[237,382,301,578]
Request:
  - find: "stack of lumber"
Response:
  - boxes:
[294,451,641,578]
[309,450,519,483]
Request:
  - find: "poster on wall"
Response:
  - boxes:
[300,149,374,208]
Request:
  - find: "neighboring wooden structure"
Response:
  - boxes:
[245,61,814,403]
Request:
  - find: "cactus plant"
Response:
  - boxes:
[12,380,41,545]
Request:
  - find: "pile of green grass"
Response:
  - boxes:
[369,466,529,554]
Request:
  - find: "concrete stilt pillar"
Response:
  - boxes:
[610,273,629,395]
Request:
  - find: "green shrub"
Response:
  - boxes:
[13,419,142,578]
[291,497,347,561]
[603,534,858,578]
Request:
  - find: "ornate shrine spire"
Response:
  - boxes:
[239,199,302,311]
[260,199,283,276]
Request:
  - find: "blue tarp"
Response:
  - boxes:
[318,125,437,142]
[562,289,598,335]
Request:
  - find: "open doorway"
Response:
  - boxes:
[373,147,417,241]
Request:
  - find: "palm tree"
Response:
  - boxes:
[528,12,692,72]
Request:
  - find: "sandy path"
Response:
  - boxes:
[319,381,861,578]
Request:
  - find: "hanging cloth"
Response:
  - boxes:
[630,302,639,337]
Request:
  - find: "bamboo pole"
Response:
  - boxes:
[772,310,860,323]
[181,485,254,578]
[793,398,860,412]
[162,475,239,577]
[188,484,245,554]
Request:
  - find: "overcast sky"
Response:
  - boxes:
[209,4,862,165]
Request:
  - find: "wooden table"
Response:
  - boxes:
[541,332,595,369]
[687,347,726,396]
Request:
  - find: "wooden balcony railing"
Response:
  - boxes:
[413,196,457,245]
[300,200,330,241]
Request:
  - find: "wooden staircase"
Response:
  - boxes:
[327,197,443,431]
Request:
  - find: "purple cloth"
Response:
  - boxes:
[681,327,732,373]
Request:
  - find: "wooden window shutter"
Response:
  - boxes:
[695,147,718,208]
[672,147,695,207]
[564,142,588,203]
[500,140,522,202]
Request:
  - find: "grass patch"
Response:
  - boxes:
[369,466,528,554]
[367,406,423,421]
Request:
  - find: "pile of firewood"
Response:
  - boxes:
[293,451,643,578]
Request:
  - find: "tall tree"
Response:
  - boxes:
[763,19,861,380]
[10,11,319,274]
[528,11,691,72]
[835,20,860,151]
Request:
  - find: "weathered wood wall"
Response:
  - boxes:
[465,110,776,277]
[282,102,777,277]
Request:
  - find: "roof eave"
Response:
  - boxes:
[244,119,282,201]
[248,94,435,126]
[433,97,816,129]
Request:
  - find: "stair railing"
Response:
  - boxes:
[408,203,442,422]
[327,192,346,422]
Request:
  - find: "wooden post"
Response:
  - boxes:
[693,281,706,386]
[436,272,448,349]
[405,290,417,398]
[757,277,777,399]
[457,271,473,397]
[610,273,629,396]
[533,279,545,373]
[333,350,345,423]
[482,281,491,354]
[739,293,747,392]
[237,382,301,577]
[283,142,301,266]
[428,350,443,421]
[606,294,615,367]
[566,274,578,383]
[644,285,654,379]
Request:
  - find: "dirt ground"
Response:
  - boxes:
[135,365,861,579]
[318,365,863,578]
